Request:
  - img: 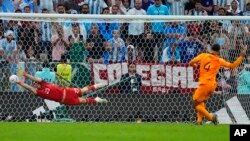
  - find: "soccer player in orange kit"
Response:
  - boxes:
[189,44,247,125]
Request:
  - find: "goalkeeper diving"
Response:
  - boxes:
[12,70,108,105]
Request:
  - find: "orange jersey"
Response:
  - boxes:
[189,53,243,84]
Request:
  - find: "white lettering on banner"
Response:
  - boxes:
[93,63,198,88]
[173,67,187,88]
[165,66,172,87]
[107,63,122,83]
[121,63,128,74]
[151,65,165,86]
[137,64,151,86]
[187,67,198,88]
[93,63,108,85]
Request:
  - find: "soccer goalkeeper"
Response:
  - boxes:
[189,43,247,125]
[14,70,108,105]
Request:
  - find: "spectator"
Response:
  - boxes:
[125,44,137,63]
[142,29,155,62]
[120,63,142,94]
[111,4,120,14]
[217,7,232,33]
[105,0,113,9]
[228,35,246,63]
[242,2,250,29]
[84,0,108,14]
[228,21,249,61]
[184,0,195,15]
[98,14,120,41]
[57,3,65,14]
[161,43,181,64]
[168,0,188,15]
[200,21,217,42]
[15,41,27,63]
[238,0,247,12]
[213,0,231,14]
[127,0,146,59]
[103,30,126,64]
[26,45,36,60]
[227,0,243,16]
[51,25,69,62]
[238,64,250,95]
[122,0,131,13]
[80,4,92,34]
[211,22,230,60]
[39,8,53,61]
[147,0,170,62]
[64,0,81,12]
[178,33,203,64]
[86,24,106,63]
[188,0,208,15]
[15,0,38,13]
[39,0,56,13]
[19,6,39,54]
[113,0,126,14]
[0,0,8,13]
[141,0,154,11]
[68,24,86,62]
[201,0,213,15]
[80,3,89,14]
[164,21,186,48]
[0,30,18,91]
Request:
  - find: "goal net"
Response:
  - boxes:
[0,13,249,124]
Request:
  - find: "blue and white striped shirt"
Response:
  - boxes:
[84,0,107,14]
[41,22,52,42]
[1,38,17,60]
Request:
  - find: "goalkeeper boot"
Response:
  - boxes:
[212,114,219,125]
[95,97,108,103]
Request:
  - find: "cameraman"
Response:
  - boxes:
[120,63,142,94]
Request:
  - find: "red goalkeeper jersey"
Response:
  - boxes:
[36,81,64,102]
[36,81,81,105]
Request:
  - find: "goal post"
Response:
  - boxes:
[0,13,249,124]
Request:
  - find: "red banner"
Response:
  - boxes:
[91,63,199,94]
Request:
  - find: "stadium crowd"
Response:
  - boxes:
[0,0,250,92]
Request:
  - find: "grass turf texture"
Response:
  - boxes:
[0,122,229,141]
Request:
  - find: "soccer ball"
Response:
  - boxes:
[9,75,18,83]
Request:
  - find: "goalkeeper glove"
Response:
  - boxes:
[17,69,28,77]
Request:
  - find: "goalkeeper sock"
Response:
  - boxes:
[87,83,106,91]
[85,98,96,104]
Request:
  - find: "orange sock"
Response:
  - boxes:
[195,103,213,121]
[197,112,203,123]
[196,102,204,123]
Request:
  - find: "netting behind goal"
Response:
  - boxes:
[0,14,249,123]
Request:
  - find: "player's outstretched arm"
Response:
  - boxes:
[80,83,106,95]
[16,81,37,94]
[221,45,247,69]
[17,69,42,82]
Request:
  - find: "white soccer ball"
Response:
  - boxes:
[9,75,18,83]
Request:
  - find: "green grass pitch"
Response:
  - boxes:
[0,122,229,141]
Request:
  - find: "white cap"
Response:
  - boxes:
[5,30,14,37]
[127,45,134,49]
